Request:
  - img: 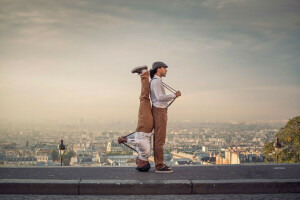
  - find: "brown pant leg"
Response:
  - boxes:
[152,106,167,170]
[135,71,153,133]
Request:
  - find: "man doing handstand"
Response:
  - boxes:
[118,65,153,172]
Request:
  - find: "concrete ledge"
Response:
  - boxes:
[192,179,300,194]
[0,179,299,195]
[0,179,79,195]
[80,180,192,195]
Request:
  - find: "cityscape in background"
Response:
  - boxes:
[0,119,287,167]
[1,1,299,169]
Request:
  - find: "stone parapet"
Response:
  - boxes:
[0,164,299,195]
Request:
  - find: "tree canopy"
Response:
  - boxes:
[263,116,300,163]
[62,150,76,166]
[51,150,59,162]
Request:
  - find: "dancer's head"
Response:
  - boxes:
[150,61,168,79]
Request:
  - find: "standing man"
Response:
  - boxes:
[150,61,181,173]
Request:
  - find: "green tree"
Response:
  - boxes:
[64,150,76,159]
[62,150,76,166]
[263,141,275,163]
[263,116,300,163]
[275,116,300,163]
[51,150,59,162]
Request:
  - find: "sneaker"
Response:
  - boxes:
[155,165,173,173]
[164,164,173,170]
[131,65,148,74]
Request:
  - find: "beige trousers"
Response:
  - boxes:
[135,71,153,133]
[152,106,168,170]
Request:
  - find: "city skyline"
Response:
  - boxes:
[1,0,299,123]
[0,117,281,167]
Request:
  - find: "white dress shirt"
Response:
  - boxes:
[150,75,176,108]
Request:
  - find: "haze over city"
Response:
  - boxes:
[1,0,299,124]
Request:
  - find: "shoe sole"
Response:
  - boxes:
[155,170,173,173]
[131,65,147,73]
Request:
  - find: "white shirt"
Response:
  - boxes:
[150,75,176,108]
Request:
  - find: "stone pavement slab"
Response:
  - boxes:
[79,179,191,195]
[191,179,300,194]
[1,164,299,180]
[0,179,79,195]
[0,178,299,195]
[1,194,300,200]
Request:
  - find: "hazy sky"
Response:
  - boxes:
[0,0,299,123]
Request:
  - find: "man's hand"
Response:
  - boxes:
[175,91,181,97]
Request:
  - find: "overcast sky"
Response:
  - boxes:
[0,0,299,123]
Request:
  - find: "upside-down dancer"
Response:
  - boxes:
[118,65,153,172]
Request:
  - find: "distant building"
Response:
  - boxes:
[193,150,210,163]
[201,156,216,165]
[0,153,6,165]
[202,146,220,153]
[214,147,265,165]
[80,131,91,149]
[70,156,78,166]
[107,155,136,164]
[92,152,100,163]
[106,141,127,153]
[36,155,52,164]
[5,157,37,166]
[171,158,193,166]
[223,149,240,164]
[78,156,97,166]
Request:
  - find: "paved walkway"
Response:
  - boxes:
[1,194,300,200]
[1,164,299,195]
[1,164,299,180]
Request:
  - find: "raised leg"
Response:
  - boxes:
[136,71,154,133]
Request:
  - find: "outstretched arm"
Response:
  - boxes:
[152,79,176,102]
